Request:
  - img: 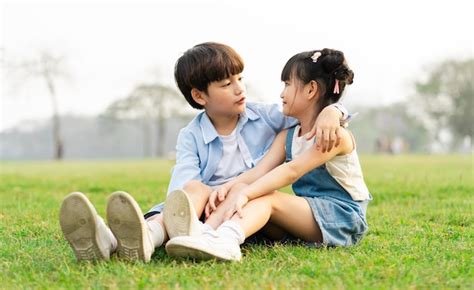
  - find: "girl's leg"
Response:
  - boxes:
[165,191,322,261]
[232,191,322,243]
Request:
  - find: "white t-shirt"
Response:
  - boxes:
[208,128,251,187]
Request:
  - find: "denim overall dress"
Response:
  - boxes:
[285,126,370,247]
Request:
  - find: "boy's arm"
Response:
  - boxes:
[307,103,349,153]
[167,129,202,194]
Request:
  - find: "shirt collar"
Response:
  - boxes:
[200,105,261,144]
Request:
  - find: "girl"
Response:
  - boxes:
[165,48,371,261]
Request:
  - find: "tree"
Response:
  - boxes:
[349,103,429,153]
[4,49,70,160]
[415,58,474,146]
[104,83,190,157]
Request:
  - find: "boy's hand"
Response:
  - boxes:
[306,105,342,153]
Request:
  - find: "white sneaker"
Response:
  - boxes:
[59,192,115,261]
[165,231,242,261]
[106,191,154,262]
[162,189,201,239]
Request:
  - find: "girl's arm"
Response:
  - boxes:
[225,130,287,190]
[207,130,287,211]
[241,128,353,201]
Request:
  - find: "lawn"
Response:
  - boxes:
[0,155,472,289]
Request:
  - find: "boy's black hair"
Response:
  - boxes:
[281,48,354,107]
[174,42,244,109]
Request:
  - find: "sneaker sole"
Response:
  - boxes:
[165,238,240,261]
[162,189,199,239]
[106,191,150,262]
[59,192,109,261]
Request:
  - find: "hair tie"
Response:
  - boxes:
[311,52,321,63]
[333,79,340,94]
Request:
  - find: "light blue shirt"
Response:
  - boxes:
[167,102,296,193]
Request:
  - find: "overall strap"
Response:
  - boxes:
[285,126,297,162]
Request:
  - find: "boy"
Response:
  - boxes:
[59,42,348,262]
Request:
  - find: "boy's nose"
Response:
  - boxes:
[235,82,245,95]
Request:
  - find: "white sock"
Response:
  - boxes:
[97,216,117,252]
[147,219,166,247]
[216,220,246,245]
[201,222,214,233]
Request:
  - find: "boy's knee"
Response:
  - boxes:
[183,180,205,192]
[183,180,211,198]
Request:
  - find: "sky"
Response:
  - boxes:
[1,0,473,131]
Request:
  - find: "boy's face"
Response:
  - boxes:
[200,74,246,117]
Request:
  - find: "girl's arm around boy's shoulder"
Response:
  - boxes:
[242,128,354,200]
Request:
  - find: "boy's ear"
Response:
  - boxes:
[307,80,319,100]
[191,88,207,106]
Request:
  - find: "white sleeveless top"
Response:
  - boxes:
[291,125,370,201]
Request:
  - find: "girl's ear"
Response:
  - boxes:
[191,88,207,106]
[307,80,319,100]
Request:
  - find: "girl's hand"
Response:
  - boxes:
[209,186,229,210]
[205,186,229,219]
[223,193,249,221]
[306,105,342,153]
[204,200,213,220]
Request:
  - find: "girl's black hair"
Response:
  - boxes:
[281,48,354,107]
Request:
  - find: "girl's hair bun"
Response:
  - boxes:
[320,49,354,84]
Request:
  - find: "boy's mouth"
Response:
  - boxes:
[236,97,246,104]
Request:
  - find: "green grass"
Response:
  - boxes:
[0,155,473,289]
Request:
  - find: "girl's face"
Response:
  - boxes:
[280,77,308,117]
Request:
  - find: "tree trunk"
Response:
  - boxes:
[142,117,152,158]
[156,116,166,157]
[156,97,166,158]
[45,75,63,160]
